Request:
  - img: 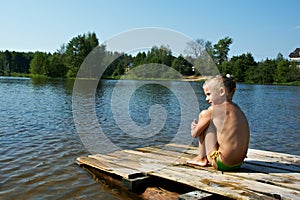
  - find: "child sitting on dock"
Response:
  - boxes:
[187,75,250,171]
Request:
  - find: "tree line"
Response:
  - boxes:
[0,32,299,84]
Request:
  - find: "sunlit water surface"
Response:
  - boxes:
[1,77,299,199]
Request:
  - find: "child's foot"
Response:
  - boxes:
[186,156,208,166]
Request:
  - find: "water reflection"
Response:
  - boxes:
[0,77,300,199]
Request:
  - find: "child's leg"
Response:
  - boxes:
[186,131,208,166]
[187,123,218,166]
[205,123,219,165]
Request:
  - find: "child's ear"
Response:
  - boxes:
[219,87,226,96]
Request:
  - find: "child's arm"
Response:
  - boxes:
[191,109,211,138]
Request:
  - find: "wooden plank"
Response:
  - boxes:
[165,144,300,172]
[241,162,300,180]
[165,144,300,191]
[89,153,169,173]
[110,149,182,164]
[136,146,194,159]
[227,168,300,191]
[244,159,300,172]
[247,149,300,162]
[185,162,300,192]
[185,163,300,194]
[122,176,149,192]
[150,145,300,198]
[150,165,300,200]
[167,143,300,165]
[132,145,300,187]
[77,156,143,179]
[89,149,300,199]
[150,167,272,199]
[165,143,197,149]
[77,144,300,199]
[178,191,214,200]
[122,149,188,165]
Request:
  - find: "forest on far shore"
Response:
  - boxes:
[0,32,299,85]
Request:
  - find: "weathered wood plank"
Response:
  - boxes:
[110,149,182,165]
[123,149,188,165]
[244,158,300,172]
[165,144,300,191]
[232,171,300,192]
[123,145,300,187]
[165,143,197,149]
[241,162,300,179]
[77,143,300,200]
[134,145,300,197]
[247,149,300,162]
[89,153,169,173]
[77,156,143,179]
[135,145,300,181]
[178,191,214,200]
[150,167,272,199]
[165,143,300,172]
[167,143,300,165]
[150,165,300,200]
[136,146,193,159]
[87,150,300,199]
[185,162,300,192]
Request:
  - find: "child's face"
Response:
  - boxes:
[203,85,225,105]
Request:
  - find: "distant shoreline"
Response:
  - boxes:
[2,75,299,85]
[182,75,208,82]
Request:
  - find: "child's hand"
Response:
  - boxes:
[191,119,198,131]
[193,119,198,124]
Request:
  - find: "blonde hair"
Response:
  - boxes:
[203,75,236,99]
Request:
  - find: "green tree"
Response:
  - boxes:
[133,52,146,67]
[230,53,256,82]
[29,52,49,75]
[11,52,33,74]
[245,65,259,83]
[213,36,233,65]
[275,59,290,83]
[4,50,12,74]
[111,54,132,77]
[171,55,193,76]
[257,59,277,84]
[64,32,99,78]
[145,45,173,66]
[288,61,300,82]
[103,51,122,77]
[47,53,67,77]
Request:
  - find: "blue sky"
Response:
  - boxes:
[0,0,299,61]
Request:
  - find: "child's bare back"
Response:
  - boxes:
[211,101,249,167]
[187,75,250,171]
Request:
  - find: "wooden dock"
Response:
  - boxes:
[76,143,300,199]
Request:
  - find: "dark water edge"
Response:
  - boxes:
[0,77,299,199]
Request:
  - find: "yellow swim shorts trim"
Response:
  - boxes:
[210,151,242,171]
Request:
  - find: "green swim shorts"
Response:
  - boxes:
[210,151,242,171]
[215,157,242,171]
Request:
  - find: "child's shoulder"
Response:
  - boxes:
[200,108,212,118]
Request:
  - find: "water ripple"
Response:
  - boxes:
[1,78,299,199]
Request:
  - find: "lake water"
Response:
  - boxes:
[1,77,300,199]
